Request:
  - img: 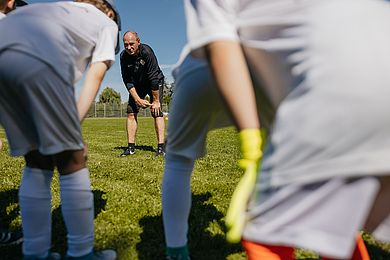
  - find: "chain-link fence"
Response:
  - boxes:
[85,102,169,118]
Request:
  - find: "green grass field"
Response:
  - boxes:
[0,118,389,260]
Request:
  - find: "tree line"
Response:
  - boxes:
[97,81,174,108]
[85,82,174,118]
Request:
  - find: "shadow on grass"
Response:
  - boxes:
[0,189,23,259]
[51,189,107,256]
[115,145,155,153]
[0,189,108,259]
[365,241,390,259]
[136,192,242,260]
[295,240,390,260]
[0,188,20,229]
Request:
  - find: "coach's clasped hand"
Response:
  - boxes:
[226,128,262,243]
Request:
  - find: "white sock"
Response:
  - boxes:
[162,154,194,247]
[60,168,94,257]
[19,167,53,258]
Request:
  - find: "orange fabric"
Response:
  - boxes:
[322,234,370,260]
[351,234,370,260]
[242,240,294,260]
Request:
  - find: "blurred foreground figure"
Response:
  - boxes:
[0,0,121,259]
[162,0,390,259]
[0,0,26,248]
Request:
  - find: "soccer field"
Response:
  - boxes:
[0,118,245,259]
[0,118,389,259]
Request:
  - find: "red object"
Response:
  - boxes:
[242,240,295,260]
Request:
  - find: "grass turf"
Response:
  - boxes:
[0,117,389,259]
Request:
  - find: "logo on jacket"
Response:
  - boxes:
[140,59,145,66]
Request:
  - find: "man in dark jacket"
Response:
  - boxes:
[120,31,165,156]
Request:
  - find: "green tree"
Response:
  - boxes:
[98,87,121,104]
[162,81,174,107]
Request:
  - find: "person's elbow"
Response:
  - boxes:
[89,61,110,80]
[126,83,134,91]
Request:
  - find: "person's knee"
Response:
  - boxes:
[24,150,54,171]
[54,150,86,175]
[152,109,164,119]
[165,153,195,174]
[127,113,137,120]
[154,115,165,124]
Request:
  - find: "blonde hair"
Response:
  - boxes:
[75,0,116,21]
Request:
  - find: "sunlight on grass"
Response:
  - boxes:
[1,119,389,259]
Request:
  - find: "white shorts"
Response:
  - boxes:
[166,56,271,160]
[166,58,232,160]
[0,50,83,156]
[244,177,389,259]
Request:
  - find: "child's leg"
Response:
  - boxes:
[365,176,390,233]
[162,153,195,259]
[242,240,295,260]
[55,150,94,258]
[19,151,54,258]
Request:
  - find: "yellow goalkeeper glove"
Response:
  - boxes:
[226,128,262,243]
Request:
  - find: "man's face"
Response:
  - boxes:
[123,33,140,56]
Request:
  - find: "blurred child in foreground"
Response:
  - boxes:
[162,0,390,259]
[0,0,121,258]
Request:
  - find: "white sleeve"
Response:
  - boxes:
[185,0,239,52]
[91,25,118,68]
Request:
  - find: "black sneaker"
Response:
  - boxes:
[165,255,191,260]
[155,145,165,157]
[120,146,135,156]
[24,252,61,260]
[0,230,23,246]
[66,249,117,260]
[92,250,117,260]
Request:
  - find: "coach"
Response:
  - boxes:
[120,31,165,157]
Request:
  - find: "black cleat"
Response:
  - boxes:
[155,145,165,157]
[66,249,117,260]
[120,146,135,156]
[165,255,191,260]
[0,230,23,246]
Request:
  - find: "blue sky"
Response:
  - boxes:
[27,0,187,101]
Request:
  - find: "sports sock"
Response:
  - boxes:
[242,240,294,260]
[128,143,135,148]
[60,168,94,257]
[166,245,190,260]
[19,167,53,258]
[162,153,194,248]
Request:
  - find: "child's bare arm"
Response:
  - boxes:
[205,40,260,130]
[206,40,263,242]
[77,61,110,121]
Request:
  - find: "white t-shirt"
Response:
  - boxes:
[174,0,390,189]
[0,1,118,83]
[184,0,314,51]
[175,0,314,110]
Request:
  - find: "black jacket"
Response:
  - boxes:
[120,43,164,92]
